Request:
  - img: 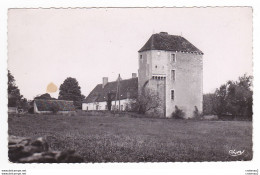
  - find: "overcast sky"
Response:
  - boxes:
[8,8,252,100]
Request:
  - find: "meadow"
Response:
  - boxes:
[8,113,253,162]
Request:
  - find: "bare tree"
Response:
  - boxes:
[129,88,161,114]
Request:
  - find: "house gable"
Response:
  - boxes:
[84,77,138,103]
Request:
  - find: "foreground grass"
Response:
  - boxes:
[8,114,252,162]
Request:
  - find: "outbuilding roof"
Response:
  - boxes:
[138,32,203,54]
[84,77,138,103]
[34,99,75,111]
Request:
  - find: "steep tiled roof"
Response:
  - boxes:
[34,99,75,111]
[84,77,138,103]
[138,32,203,54]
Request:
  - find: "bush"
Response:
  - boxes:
[28,107,34,114]
[171,106,185,119]
[193,106,202,119]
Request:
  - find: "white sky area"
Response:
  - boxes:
[8,8,252,100]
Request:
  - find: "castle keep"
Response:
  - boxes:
[138,32,203,118]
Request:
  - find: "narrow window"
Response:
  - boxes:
[140,55,143,62]
[171,70,176,81]
[157,84,159,96]
[171,90,175,100]
[171,53,176,63]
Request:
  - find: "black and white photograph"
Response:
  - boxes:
[6,7,253,163]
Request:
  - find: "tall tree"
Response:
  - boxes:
[225,75,253,117]
[58,77,82,108]
[8,70,23,107]
[214,84,228,115]
[203,93,218,115]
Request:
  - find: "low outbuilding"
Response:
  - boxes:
[33,99,75,114]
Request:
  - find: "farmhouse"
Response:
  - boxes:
[82,74,138,111]
[138,32,203,118]
[34,99,75,114]
[83,32,203,118]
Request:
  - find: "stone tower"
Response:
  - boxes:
[138,32,203,118]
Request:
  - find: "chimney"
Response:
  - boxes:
[102,77,108,88]
[132,73,137,78]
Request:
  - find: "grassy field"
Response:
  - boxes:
[8,113,253,162]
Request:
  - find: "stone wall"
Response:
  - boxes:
[8,135,84,163]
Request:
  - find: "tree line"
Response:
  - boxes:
[8,70,253,118]
[203,74,253,119]
[8,70,85,110]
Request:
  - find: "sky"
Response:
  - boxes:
[8,8,252,100]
